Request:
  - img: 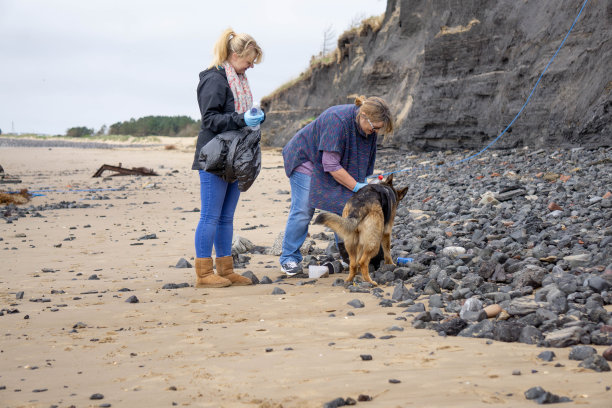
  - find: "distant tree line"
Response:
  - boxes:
[66,126,94,138]
[64,115,200,138]
[108,115,199,137]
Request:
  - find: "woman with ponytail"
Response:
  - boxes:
[279,96,394,276]
[191,28,264,288]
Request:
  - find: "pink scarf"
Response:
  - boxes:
[222,61,253,114]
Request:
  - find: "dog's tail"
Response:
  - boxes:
[313,212,359,240]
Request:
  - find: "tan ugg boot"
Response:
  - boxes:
[216,256,252,286]
[195,257,231,288]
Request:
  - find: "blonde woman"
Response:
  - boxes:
[279,96,394,276]
[191,28,264,288]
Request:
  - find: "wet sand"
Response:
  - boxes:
[0,139,610,407]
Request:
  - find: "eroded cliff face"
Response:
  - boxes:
[261,0,611,150]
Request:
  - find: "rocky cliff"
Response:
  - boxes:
[261,0,611,150]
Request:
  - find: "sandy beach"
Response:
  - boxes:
[0,139,610,408]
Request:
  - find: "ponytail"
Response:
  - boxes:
[209,27,263,68]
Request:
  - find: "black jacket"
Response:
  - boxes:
[191,67,246,169]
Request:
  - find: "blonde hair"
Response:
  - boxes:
[355,95,394,134]
[209,28,263,68]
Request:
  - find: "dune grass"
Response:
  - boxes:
[262,14,384,103]
[2,133,161,143]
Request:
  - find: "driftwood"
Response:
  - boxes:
[0,164,22,184]
[92,163,158,178]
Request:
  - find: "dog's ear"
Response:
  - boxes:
[384,173,394,186]
[396,186,409,201]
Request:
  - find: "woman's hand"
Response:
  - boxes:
[244,109,265,126]
[352,182,367,192]
[329,168,363,192]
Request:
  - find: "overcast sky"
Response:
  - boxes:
[0,0,387,135]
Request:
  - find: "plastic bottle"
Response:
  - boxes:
[396,257,413,266]
[248,104,262,130]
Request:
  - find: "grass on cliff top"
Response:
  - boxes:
[262,14,384,103]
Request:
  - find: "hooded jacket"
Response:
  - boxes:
[191,67,246,170]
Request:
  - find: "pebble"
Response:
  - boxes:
[162,283,190,290]
[175,258,192,268]
[323,398,348,408]
[360,354,373,361]
[524,386,571,404]
[90,393,104,400]
[125,295,139,304]
[347,299,365,308]
[271,287,285,295]
[578,355,611,372]
[568,345,597,361]
[537,351,556,362]
[350,146,612,348]
[603,346,612,361]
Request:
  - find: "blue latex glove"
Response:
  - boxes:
[244,109,265,126]
[352,182,367,192]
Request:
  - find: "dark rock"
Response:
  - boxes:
[90,393,104,400]
[494,321,524,343]
[241,271,259,285]
[260,276,273,284]
[435,318,468,336]
[519,325,544,345]
[568,345,597,361]
[404,303,426,313]
[545,326,583,348]
[524,386,572,404]
[506,298,541,317]
[459,319,494,339]
[360,354,373,361]
[537,351,556,362]
[162,283,190,290]
[347,299,365,308]
[323,397,347,408]
[271,287,286,295]
[175,258,192,268]
[125,295,139,303]
[578,355,611,372]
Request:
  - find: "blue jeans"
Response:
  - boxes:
[280,172,315,265]
[195,170,240,258]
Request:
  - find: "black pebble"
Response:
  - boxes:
[90,393,104,400]
[125,295,139,304]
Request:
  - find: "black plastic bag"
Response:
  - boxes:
[198,127,261,192]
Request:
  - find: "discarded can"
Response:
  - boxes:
[396,257,413,266]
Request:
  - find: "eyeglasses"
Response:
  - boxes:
[362,114,383,132]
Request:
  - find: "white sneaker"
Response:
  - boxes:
[281,261,302,276]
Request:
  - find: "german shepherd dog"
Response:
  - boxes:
[314,174,408,285]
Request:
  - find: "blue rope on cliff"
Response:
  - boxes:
[371,0,590,180]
